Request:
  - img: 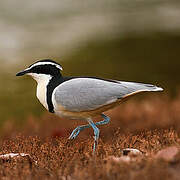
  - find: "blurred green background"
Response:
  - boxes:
[0,0,180,124]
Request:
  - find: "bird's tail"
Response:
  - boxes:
[117,81,163,99]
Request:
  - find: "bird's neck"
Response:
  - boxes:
[31,73,63,112]
[34,75,52,110]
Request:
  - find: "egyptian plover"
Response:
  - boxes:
[16,59,163,153]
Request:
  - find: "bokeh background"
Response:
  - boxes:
[0,0,180,126]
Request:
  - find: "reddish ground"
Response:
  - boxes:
[0,94,180,179]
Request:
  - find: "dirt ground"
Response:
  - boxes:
[0,93,180,180]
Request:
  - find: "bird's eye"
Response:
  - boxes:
[34,66,41,72]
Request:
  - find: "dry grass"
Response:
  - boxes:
[1,93,180,179]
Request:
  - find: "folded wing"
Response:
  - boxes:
[54,78,163,112]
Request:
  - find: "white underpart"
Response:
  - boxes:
[29,62,63,70]
[28,73,52,110]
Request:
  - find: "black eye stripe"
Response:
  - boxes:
[30,65,60,76]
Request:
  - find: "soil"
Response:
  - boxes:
[0,94,180,180]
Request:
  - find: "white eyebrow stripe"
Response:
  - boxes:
[30,62,63,70]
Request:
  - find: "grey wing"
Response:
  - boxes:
[54,78,163,112]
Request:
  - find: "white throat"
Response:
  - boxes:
[29,73,52,110]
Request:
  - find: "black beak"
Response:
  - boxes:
[16,69,30,76]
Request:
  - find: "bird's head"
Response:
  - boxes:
[16,59,63,83]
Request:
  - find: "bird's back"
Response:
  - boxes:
[52,77,162,114]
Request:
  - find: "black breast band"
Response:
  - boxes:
[46,76,73,113]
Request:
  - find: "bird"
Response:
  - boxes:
[16,59,163,153]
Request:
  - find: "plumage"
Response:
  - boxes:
[53,78,162,113]
[16,59,163,153]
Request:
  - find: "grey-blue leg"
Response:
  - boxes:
[68,114,110,139]
[87,118,99,153]
[68,124,88,139]
[96,114,110,126]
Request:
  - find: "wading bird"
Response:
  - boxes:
[16,59,163,153]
